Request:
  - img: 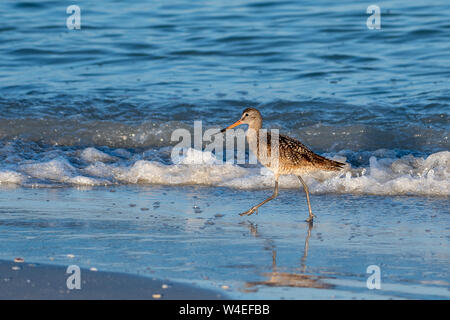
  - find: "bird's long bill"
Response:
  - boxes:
[220,119,242,133]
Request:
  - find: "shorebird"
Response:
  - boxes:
[221,108,345,222]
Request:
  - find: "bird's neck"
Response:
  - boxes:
[248,119,262,132]
[246,120,262,144]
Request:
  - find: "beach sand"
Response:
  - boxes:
[0,259,225,300]
[0,184,448,299]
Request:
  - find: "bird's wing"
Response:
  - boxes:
[267,134,345,170]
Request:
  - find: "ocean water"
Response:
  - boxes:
[0,0,449,194]
[0,0,449,299]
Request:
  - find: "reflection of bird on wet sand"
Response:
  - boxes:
[242,222,333,291]
[221,108,345,222]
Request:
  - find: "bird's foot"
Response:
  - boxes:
[306,213,316,223]
[240,207,258,216]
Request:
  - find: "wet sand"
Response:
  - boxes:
[0,260,225,300]
[0,185,448,299]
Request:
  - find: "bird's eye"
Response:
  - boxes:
[245,113,249,117]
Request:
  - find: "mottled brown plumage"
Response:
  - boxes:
[256,132,345,174]
[222,107,345,222]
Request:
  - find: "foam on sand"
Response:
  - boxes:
[0,170,24,185]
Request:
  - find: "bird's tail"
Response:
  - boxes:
[313,154,346,171]
[325,158,346,171]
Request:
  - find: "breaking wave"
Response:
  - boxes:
[0,144,448,196]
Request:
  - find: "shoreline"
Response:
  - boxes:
[0,185,448,299]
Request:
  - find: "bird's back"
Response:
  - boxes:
[256,132,345,174]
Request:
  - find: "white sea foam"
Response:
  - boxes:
[20,158,76,182]
[80,147,116,163]
[16,157,109,186]
[0,170,24,184]
[174,147,222,165]
[0,147,448,196]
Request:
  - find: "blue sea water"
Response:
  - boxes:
[0,0,449,192]
[0,0,449,299]
[1,0,449,144]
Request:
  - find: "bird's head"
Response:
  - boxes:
[221,108,262,132]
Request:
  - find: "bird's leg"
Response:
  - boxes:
[240,177,279,216]
[297,175,316,222]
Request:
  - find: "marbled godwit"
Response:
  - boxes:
[221,108,345,222]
